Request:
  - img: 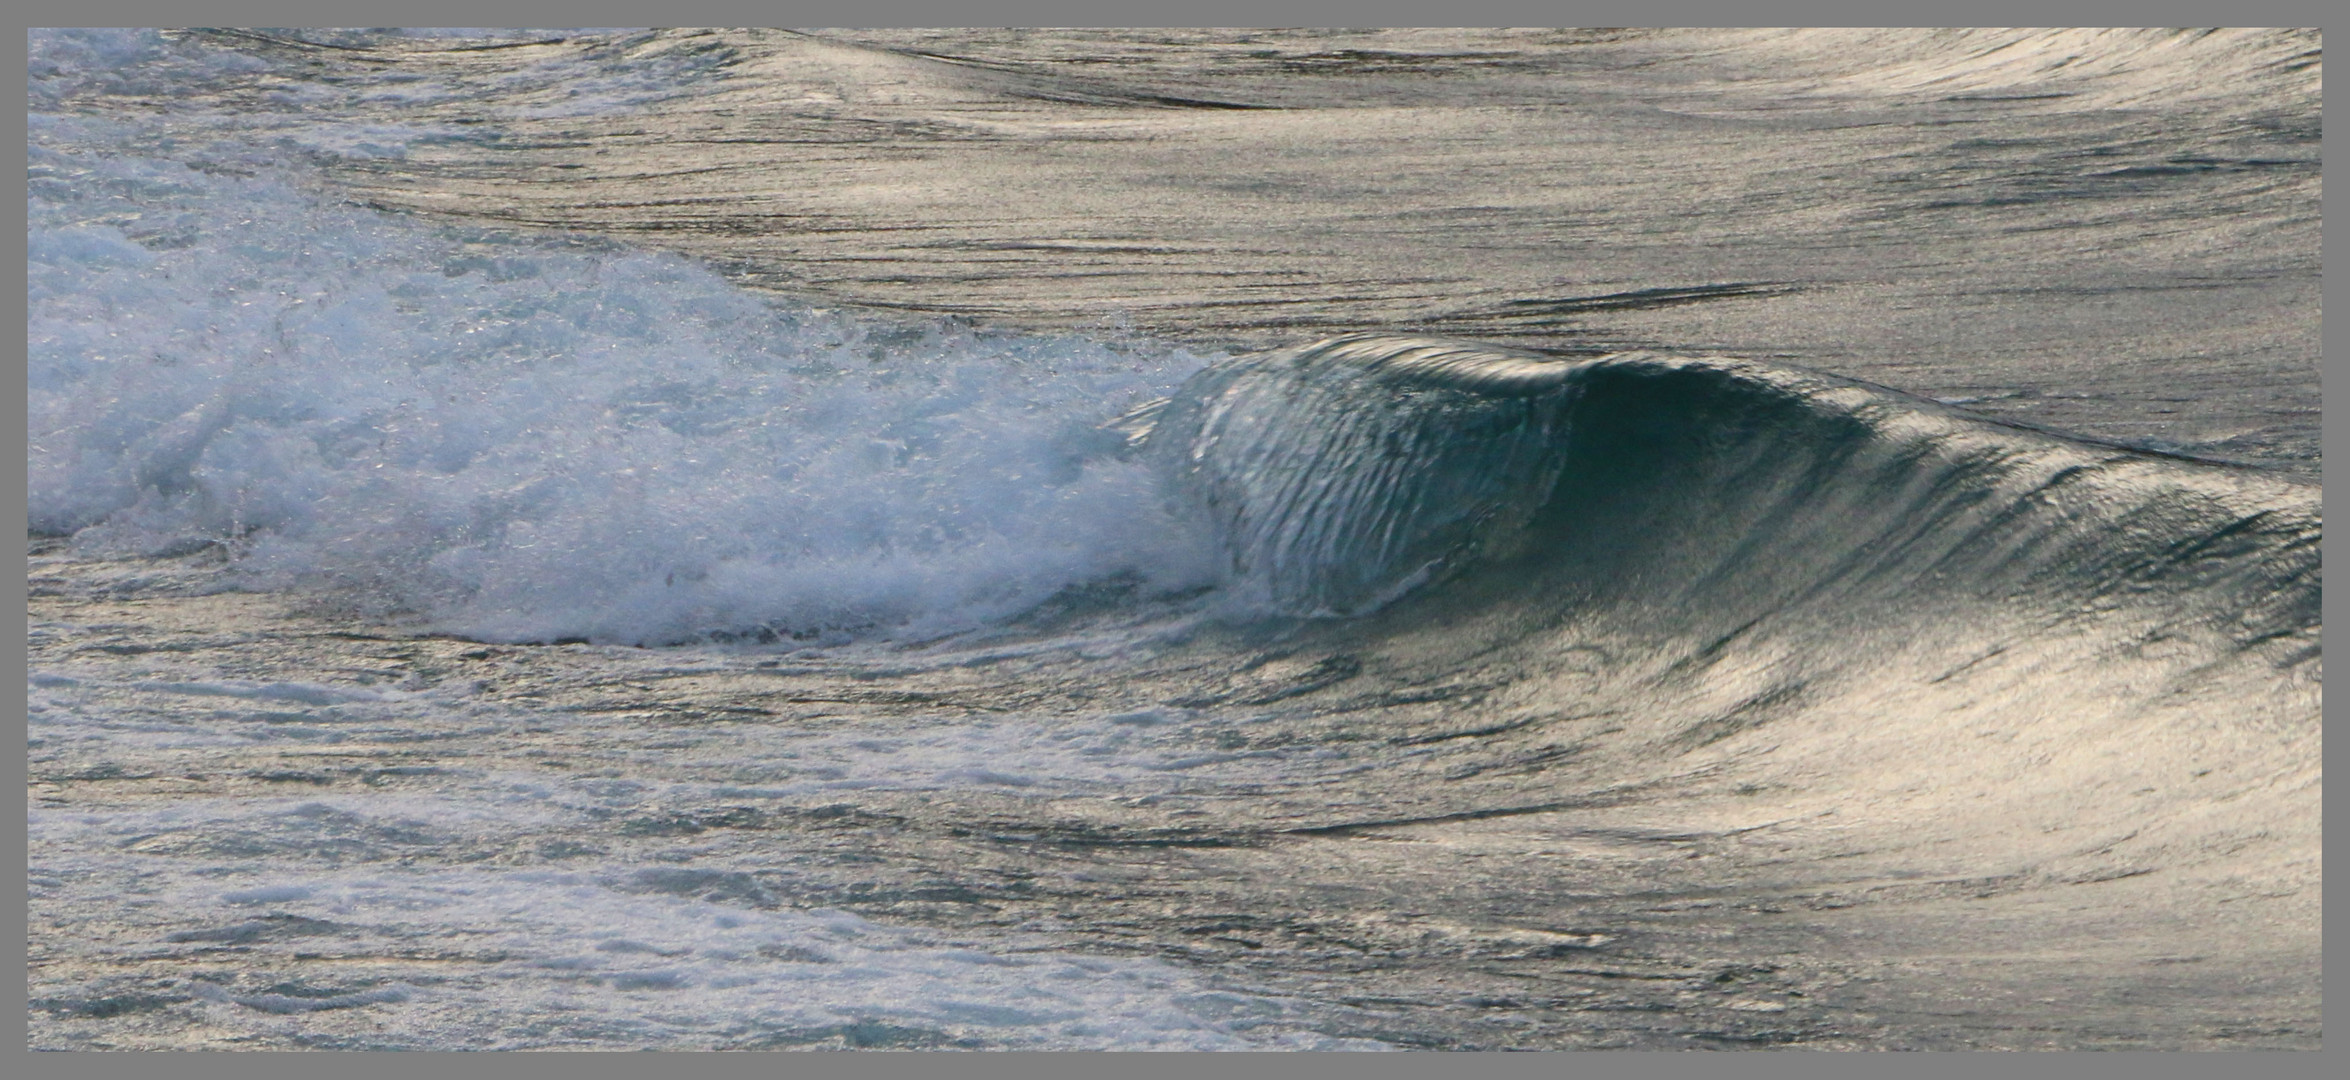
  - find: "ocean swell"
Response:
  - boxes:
[1134,335,2319,669]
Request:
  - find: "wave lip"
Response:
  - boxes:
[1133,335,1588,616]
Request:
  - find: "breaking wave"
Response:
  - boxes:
[26,148,1225,646]
[27,25,2320,661]
[1132,335,2319,665]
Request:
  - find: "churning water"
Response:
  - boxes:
[28,28,2320,1050]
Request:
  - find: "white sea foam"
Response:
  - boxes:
[29,144,1223,645]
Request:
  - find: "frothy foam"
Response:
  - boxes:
[29,146,1223,645]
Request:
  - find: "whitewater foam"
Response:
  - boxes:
[29,146,1224,646]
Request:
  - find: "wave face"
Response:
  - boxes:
[1139,335,2319,652]
[1113,340,2318,1022]
[1134,336,1583,615]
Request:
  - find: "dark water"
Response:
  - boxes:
[26,28,2321,1050]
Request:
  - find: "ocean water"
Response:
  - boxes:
[26,28,2321,1050]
